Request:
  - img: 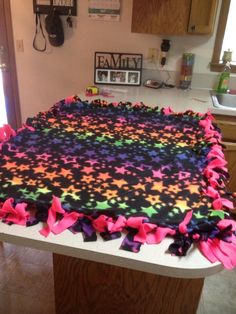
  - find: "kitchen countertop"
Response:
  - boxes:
[0,87,227,279]
[79,85,236,116]
[0,221,222,279]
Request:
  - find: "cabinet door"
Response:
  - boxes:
[224,142,236,193]
[214,114,236,194]
[131,0,191,35]
[214,114,236,142]
[188,0,218,34]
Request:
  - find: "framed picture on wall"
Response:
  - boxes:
[94,52,143,86]
[96,70,109,83]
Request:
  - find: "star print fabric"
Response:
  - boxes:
[0,97,236,269]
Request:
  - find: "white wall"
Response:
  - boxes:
[10,0,221,122]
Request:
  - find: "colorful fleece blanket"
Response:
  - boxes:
[0,96,236,269]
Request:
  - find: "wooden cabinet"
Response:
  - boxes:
[131,0,218,35]
[131,0,191,35]
[214,114,236,194]
[188,0,218,34]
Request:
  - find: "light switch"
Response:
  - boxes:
[148,48,158,63]
[16,40,24,52]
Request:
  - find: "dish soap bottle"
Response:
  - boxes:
[216,62,231,93]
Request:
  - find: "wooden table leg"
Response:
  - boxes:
[53,253,204,314]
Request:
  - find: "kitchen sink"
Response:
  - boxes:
[211,91,236,110]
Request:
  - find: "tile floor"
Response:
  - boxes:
[0,243,55,314]
[197,268,236,314]
[0,242,235,314]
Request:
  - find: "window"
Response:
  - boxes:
[210,0,236,72]
[221,0,236,62]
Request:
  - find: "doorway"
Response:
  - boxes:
[0,0,21,129]
[0,70,7,126]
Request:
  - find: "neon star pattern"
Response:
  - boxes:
[0,96,235,269]
[0,97,227,223]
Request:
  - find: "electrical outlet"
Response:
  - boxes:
[16,40,24,52]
